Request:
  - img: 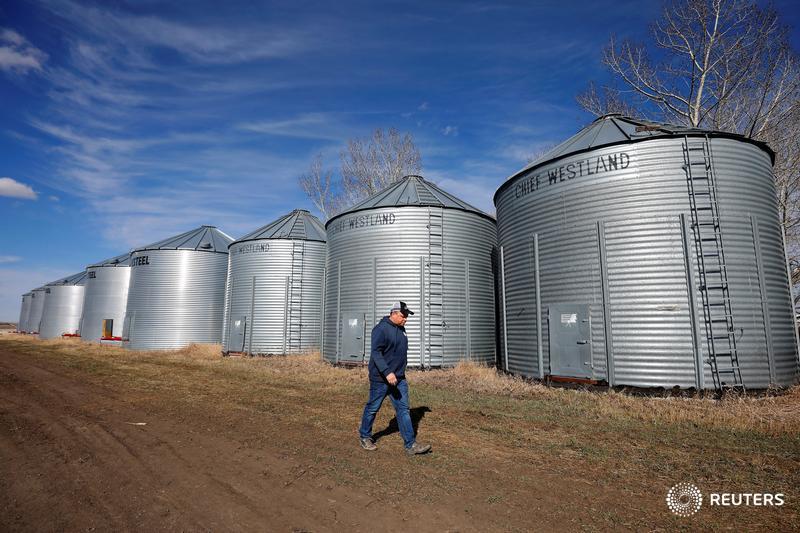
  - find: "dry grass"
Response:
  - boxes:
[8,333,799,436]
[413,361,800,435]
[13,335,225,361]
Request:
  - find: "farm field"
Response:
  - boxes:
[0,334,798,532]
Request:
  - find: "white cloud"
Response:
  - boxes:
[238,113,352,141]
[49,195,60,201]
[0,256,22,264]
[500,141,558,164]
[422,152,511,215]
[418,101,429,111]
[441,125,459,137]
[30,134,314,247]
[0,29,24,46]
[12,4,349,251]
[434,175,498,215]
[0,28,47,73]
[127,16,313,63]
[0,177,38,199]
[40,1,317,65]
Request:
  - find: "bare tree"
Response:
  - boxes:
[298,154,337,219]
[526,143,557,165]
[340,128,422,205]
[575,81,640,118]
[774,108,800,239]
[579,0,800,269]
[596,1,795,128]
[298,128,423,220]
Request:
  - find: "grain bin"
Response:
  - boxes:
[39,271,88,339]
[323,175,497,367]
[17,292,32,332]
[79,253,131,342]
[494,114,799,390]
[26,287,48,334]
[122,225,233,350]
[223,210,326,355]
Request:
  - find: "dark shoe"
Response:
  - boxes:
[360,437,377,451]
[405,442,431,456]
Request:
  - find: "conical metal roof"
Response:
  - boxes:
[529,115,702,167]
[521,114,776,173]
[327,175,493,226]
[87,252,131,268]
[133,225,234,254]
[496,114,775,203]
[47,270,88,286]
[234,210,326,244]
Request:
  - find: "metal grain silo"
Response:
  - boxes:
[494,114,799,390]
[323,175,497,368]
[26,287,48,334]
[39,271,88,339]
[223,210,326,355]
[17,292,32,332]
[122,225,233,350]
[79,253,131,342]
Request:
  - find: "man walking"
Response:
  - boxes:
[359,301,431,456]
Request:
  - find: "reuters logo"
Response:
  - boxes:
[666,483,703,517]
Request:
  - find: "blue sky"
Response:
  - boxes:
[1,0,798,321]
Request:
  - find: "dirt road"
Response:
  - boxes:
[0,348,484,532]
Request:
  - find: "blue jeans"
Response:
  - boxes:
[359,379,415,448]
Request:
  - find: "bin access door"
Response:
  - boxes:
[548,304,592,378]
[341,313,366,363]
[228,315,247,353]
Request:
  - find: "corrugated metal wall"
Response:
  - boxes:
[222,239,326,354]
[713,139,797,387]
[441,210,498,365]
[323,206,497,367]
[27,288,47,334]
[123,249,229,350]
[39,285,85,339]
[604,217,696,387]
[496,136,798,388]
[80,266,131,341]
[18,293,32,332]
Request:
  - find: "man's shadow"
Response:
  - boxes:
[372,406,431,442]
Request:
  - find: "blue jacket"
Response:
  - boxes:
[368,316,408,382]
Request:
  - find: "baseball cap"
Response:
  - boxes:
[389,301,414,316]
